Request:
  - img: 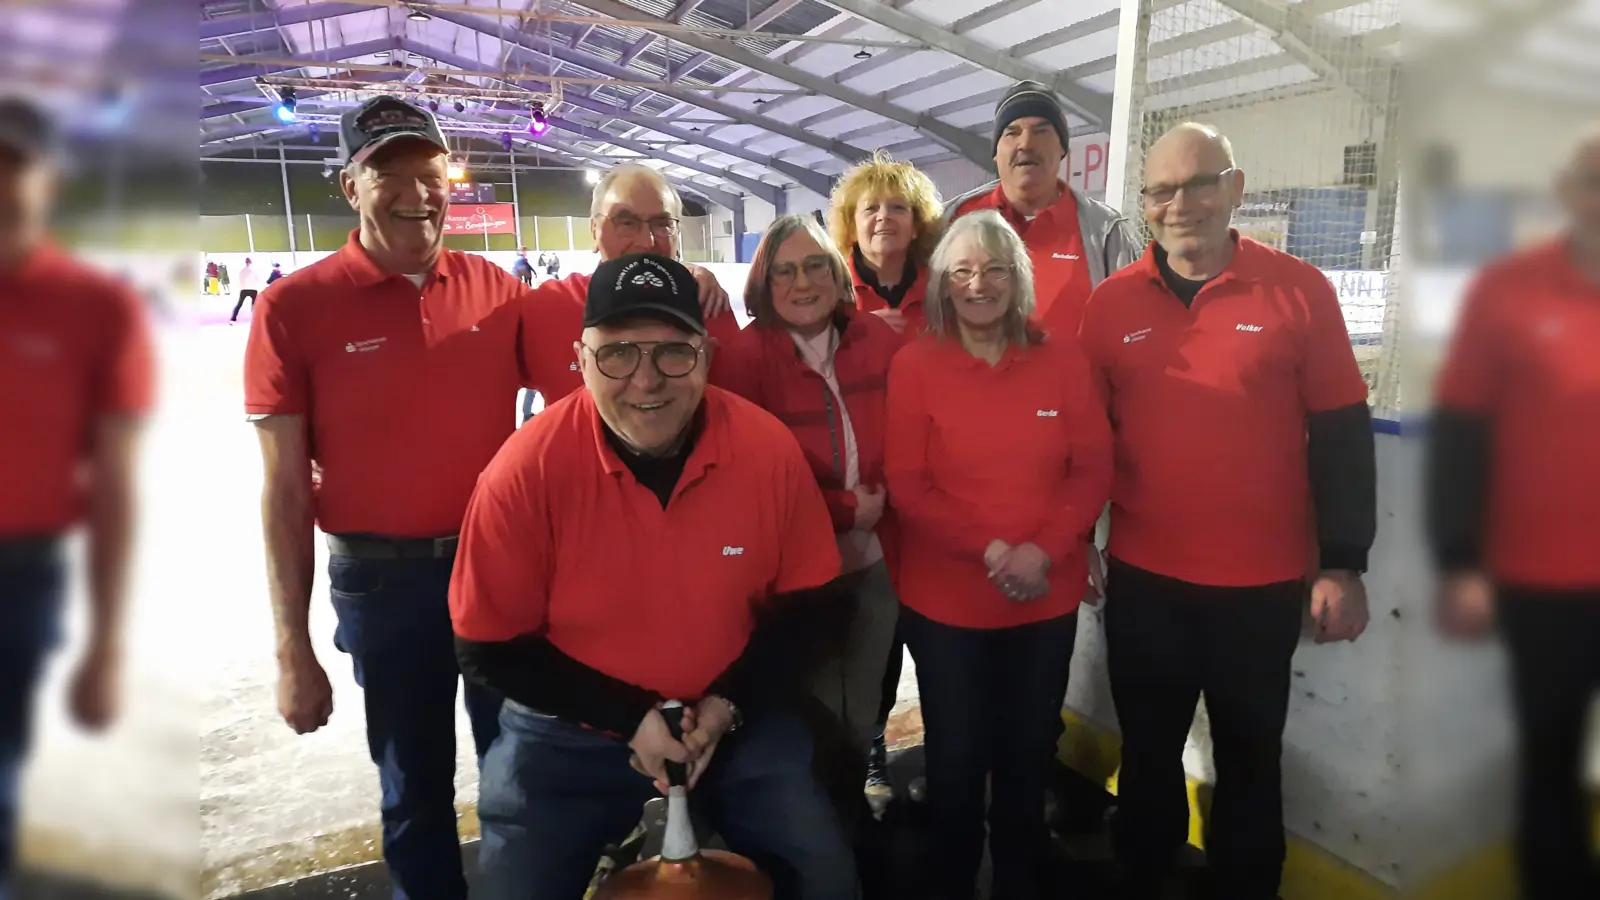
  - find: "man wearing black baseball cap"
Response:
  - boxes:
[943,80,1140,337]
[0,95,153,890]
[244,94,592,900]
[451,252,861,898]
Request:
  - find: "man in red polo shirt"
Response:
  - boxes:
[1077,122,1375,900]
[517,163,739,425]
[1426,127,1600,900]
[943,80,1142,338]
[244,97,731,900]
[452,253,858,898]
[0,97,153,890]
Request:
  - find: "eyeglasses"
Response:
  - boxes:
[1140,168,1238,207]
[771,255,833,284]
[582,340,703,380]
[947,264,1013,285]
[599,212,680,237]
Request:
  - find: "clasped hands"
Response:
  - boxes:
[985,539,1052,602]
[628,695,737,794]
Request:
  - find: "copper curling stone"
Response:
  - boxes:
[592,700,774,900]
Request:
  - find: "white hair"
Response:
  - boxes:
[589,163,683,217]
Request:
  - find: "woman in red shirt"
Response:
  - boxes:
[884,209,1112,899]
[711,213,904,839]
[827,151,944,340]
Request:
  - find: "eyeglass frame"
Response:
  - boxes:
[769,254,835,284]
[946,262,1015,285]
[1140,167,1239,208]
[595,211,681,237]
[579,338,706,380]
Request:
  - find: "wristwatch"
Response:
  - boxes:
[716,696,744,733]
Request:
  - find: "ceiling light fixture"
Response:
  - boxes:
[854,49,871,59]
[407,7,432,22]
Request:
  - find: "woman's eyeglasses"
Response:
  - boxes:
[771,256,833,284]
[581,340,703,380]
[947,264,1013,285]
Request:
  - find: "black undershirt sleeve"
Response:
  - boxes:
[706,568,865,717]
[455,635,662,739]
[1423,407,1491,572]
[1306,401,1377,572]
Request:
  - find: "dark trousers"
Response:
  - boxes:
[898,605,1077,899]
[1103,560,1303,900]
[328,554,504,900]
[1496,588,1600,900]
[230,289,259,321]
[0,555,64,893]
[477,702,859,900]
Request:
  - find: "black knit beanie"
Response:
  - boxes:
[992,81,1068,155]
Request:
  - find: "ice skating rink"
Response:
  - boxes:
[44,296,920,899]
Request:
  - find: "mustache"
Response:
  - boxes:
[1010,152,1040,167]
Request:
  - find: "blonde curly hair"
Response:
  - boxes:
[827,151,945,268]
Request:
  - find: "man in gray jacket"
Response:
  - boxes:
[942,80,1141,336]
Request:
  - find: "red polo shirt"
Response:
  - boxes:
[848,256,929,339]
[449,386,841,700]
[243,231,582,537]
[1434,238,1600,589]
[950,182,1095,338]
[884,334,1112,629]
[1078,234,1370,587]
[0,244,155,537]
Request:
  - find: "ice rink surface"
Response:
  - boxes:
[26,298,916,898]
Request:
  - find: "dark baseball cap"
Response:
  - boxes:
[585,254,705,335]
[0,96,63,159]
[339,96,449,165]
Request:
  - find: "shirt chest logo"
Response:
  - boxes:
[1236,323,1264,333]
[10,333,60,362]
[1123,327,1152,344]
[345,337,388,354]
[1051,252,1080,261]
[1036,409,1058,417]
[721,545,745,556]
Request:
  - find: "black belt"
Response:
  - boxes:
[0,535,63,567]
[326,533,459,560]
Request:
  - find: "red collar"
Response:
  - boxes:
[0,241,64,283]
[338,229,456,288]
[990,181,1077,231]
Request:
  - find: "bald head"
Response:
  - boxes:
[590,162,684,260]
[1145,122,1236,183]
[1141,122,1245,274]
[1558,124,1600,246]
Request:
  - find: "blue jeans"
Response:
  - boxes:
[898,605,1078,900]
[328,554,504,900]
[478,703,859,900]
[0,554,64,896]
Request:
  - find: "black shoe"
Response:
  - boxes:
[865,732,890,787]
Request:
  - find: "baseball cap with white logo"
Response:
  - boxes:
[584,253,705,335]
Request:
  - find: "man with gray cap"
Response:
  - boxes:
[0,96,153,890]
[944,80,1141,337]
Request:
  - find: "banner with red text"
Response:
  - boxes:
[443,203,517,235]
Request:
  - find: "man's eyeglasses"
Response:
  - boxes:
[947,264,1013,285]
[582,340,703,380]
[771,255,833,284]
[599,212,680,237]
[1140,168,1238,207]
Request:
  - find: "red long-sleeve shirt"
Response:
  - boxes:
[884,334,1112,628]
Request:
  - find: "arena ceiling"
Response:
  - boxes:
[198,0,1404,208]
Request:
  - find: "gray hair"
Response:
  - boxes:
[743,214,856,328]
[589,163,683,218]
[925,209,1038,347]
